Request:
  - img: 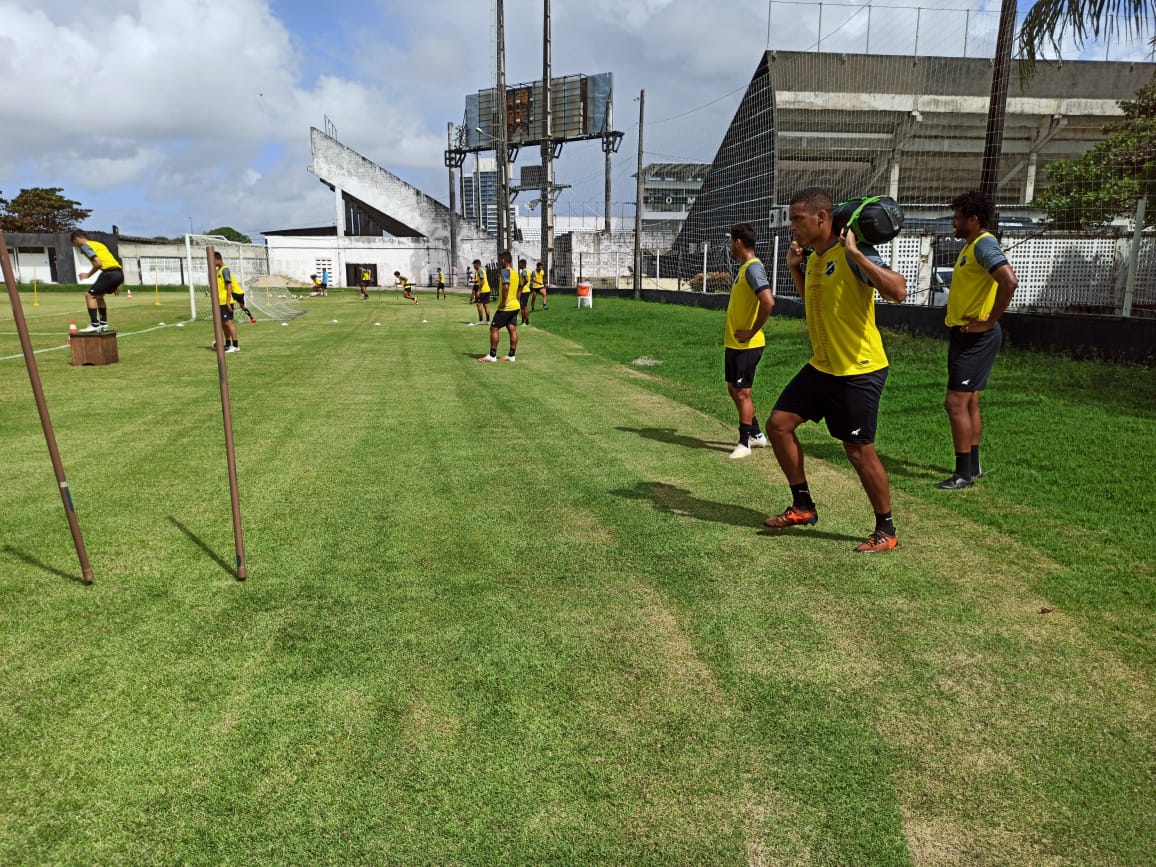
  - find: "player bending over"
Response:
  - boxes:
[393,271,419,304]
[71,231,123,332]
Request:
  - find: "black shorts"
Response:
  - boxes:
[219,305,234,322]
[947,323,1002,392]
[88,269,124,297]
[724,347,764,389]
[491,309,519,329]
[233,292,246,306]
[774,363,889,444]
[519,292,531,309]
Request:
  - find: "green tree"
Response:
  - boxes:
[0,187,91,232]
[1018,0,1156,67]
[206,226,252,244]
[1033,74,1156,228]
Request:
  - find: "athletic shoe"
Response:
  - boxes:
[500,356,516,362]
[79,323,102,333]
[854,530,898,554]
[729,443,752,460]
[249,317,256,323]
[763,506,818,529]
[477,355,497,362]
[974,467,984,479]
[749,432,768,448]
[935,474,974,490]
[543,304,549,310]
[98,323,110,332]
[225,346,240,353]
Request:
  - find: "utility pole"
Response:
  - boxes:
[541,0,554,283]
[980,0,1016,204]
[633,88,645,300]
[496,0,510,259]
[604,99,613,235]
[447,122,458,287]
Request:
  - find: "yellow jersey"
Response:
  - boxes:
[946,233,1009,327]
[724,258,771,350]
[216,266,240,305]
[80,240,121,271]
[499,268,520,311]
[474,269,489,296]
[518,269,530,294]
[529,268,545,290]
[803,242,889,376]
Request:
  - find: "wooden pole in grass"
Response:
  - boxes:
[0,232,95,584]
[206,246,247,580]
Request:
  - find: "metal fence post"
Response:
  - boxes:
[1122,196,1147,318]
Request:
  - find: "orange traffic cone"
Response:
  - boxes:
[127,287,133,300]
[68,319,77,346]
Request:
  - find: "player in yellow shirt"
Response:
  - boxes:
[765,187,908,553]
[393,271,419,304]
[529,262,548,311]
[518,258,532,325]
[436,267,446,300]
[213,252,241,352]
[478,250,519,362]
[216,254,254,323]
[937,190,1019,490]
[723,223,775,459]
[471,259,490,323]
[358,266,371,300]
[70,231,123,332]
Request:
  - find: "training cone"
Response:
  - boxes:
[69,319,78,334]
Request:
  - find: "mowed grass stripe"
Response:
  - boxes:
[0,292,1151,863]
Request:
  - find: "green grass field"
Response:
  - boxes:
[1,288,1153,864]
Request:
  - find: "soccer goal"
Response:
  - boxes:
[183,234,306,322]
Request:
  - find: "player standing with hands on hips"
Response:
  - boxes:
[71,231,123,332]
[937,190,1018,490]
[723,223,774,459]
[764,187,907,553]
[478,251,519,362]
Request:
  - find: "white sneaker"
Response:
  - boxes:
[477,355,497,362]
[225,346,240,353]
[729,443,752,460]
[749,432,768,448]
[499,356,516,362]
[79,323,101,333]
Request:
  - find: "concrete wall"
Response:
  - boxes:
[4,231,119,284]
[264,235,466,287]
[308,127,536,283]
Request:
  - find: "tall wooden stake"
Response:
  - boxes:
[206,247,247,580]
[0,232,94,584]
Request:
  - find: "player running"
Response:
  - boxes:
[393,271,419,304]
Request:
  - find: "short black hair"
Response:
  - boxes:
[69,231,86,241]
[518,258,527,266]
[472,259,482,266]
[789,187,834,213]
[393,271,400,276]
[536,262,543,268]
[500,250,512,265]
[214,251,223,261]
[730,223,757,250]
[951,190,995,229]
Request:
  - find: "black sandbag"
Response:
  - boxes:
[832,196,905,244]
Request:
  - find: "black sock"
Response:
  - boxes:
[98,309,107,324]
[875,511,896,536]
[751,419,763,437]
[738,423,753,446]
[954,452,972,480]
[790,482,815,511]
[88,308,99,325]
[971,445,981,476]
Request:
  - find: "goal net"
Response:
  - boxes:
[184,235,306,322]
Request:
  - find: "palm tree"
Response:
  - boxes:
[1018,0,1156,65]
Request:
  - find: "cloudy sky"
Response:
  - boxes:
[1,0,1149,239]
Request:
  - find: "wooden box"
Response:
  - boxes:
[71,331,119,366]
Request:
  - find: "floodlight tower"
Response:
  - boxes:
[540,0,554,282]
[496,0,510,258]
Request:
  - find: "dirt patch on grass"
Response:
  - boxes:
[904,816,1064,867]
[544,505,615,544]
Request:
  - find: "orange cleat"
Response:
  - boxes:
[764,506,818,529]
[854,531,898,554]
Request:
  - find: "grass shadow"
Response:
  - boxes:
[2,544,88,585]
[612,481,766,530]
[167,517,235,577]
[616,427,734,453]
